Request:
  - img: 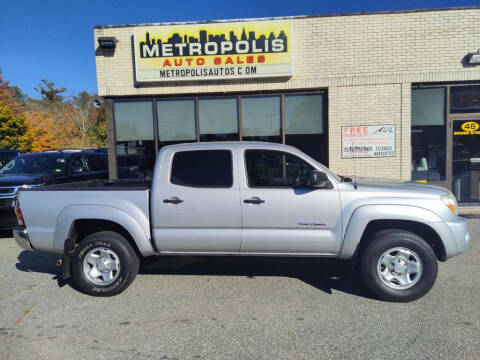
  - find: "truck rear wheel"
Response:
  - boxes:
[360,229,438,302]
[71,231,139,297]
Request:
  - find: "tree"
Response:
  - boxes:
[10,86,29,105]
[73,91,105,148]
[0,72,30,151]
[24,111,59,152]
[34,79,66,104]
[0,101,30,151]
[89,112,107,147]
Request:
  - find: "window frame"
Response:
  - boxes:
[243,149,318,189]
[169,149,234,189]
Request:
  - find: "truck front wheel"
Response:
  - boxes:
[360,229,438,302]
[71,231,140,296]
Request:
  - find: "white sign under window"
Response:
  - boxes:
[342,125,396,158]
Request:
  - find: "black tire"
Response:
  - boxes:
[71,231,140,297]
[360,229,438,302]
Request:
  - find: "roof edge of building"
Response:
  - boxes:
[94,6,480,30]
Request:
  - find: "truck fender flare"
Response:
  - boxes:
[339,204,444,259]
[53,204,155,257]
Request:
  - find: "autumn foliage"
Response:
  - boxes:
[0,71,106,152]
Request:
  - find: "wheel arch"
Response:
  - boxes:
[67,219,144,259]
[53,205,155,257]
[340,205,448,261]
[354,219,446,261]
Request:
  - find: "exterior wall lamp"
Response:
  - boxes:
[465,50,480,65]
[97,37,117,50]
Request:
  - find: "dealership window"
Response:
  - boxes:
[411,88,446,181]
[285,94,327,165]
[114,101,155,179]
[199,98,239,141]
[157,98,196,150]
[112,91,328,178]
[242,96,281,143]
[450,86,480,113]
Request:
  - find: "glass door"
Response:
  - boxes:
[452,120,480,203]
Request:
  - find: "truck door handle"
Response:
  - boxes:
[243,197,265,204]
[163,197,183,204]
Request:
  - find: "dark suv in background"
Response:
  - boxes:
[0,149,108,229]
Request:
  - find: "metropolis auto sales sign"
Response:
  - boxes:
[342,125,396,158]
[133,20,292,82]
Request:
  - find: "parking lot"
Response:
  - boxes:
[0,219,479,360]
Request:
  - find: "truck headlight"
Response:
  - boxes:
[441,193,458,215]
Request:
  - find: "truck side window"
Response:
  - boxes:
[170,150,233,188]
[245,150,314,187]
[69,156,88,173]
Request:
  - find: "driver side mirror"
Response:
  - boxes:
[309,170,333,189]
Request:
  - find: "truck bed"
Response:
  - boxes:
[22,179,151,191]
[17,180,152,254]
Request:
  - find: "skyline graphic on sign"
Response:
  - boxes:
[139,28,288,57]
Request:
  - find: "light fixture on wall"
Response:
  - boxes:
[465,50,480,65]
[97,37,117,50]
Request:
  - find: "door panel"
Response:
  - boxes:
[452,120,480,203]
[241,188,342,254]
[153,149,242,252]
[240,150,342,254]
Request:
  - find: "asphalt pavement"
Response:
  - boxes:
[0,220,479,360]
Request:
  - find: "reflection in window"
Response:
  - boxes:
[199,98,239,141]
[245,150,313,187]
[285,94,327,165]
[242,96,281,143]
[157,99,197,150]
[114,101,155,179]
[450,86,480,113]
[411,88,446,181]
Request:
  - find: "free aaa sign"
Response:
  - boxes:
[133,20,292,82]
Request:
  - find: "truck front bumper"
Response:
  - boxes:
[14,226,33,251]
[447,216,470,255]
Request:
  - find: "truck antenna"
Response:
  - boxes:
[348,108,358,190]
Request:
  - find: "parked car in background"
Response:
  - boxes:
[0,149,108,230]
[0,149,24,168]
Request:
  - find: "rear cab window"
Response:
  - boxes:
[170,150,233,188]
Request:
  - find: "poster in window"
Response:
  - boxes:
[342,125,396,158]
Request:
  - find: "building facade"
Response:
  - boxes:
[94,7,480,204]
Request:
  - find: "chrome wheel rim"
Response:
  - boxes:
[377,247,423,290]
[83,247,120,286]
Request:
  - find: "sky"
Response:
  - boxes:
[1,0,478,99]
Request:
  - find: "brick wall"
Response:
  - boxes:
[328,84,412,179]
[95,9,480,96]
[94,8,480,180]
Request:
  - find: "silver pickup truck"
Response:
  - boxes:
[14,142,470,301]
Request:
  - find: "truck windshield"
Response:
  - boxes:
[0,155,66,175]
